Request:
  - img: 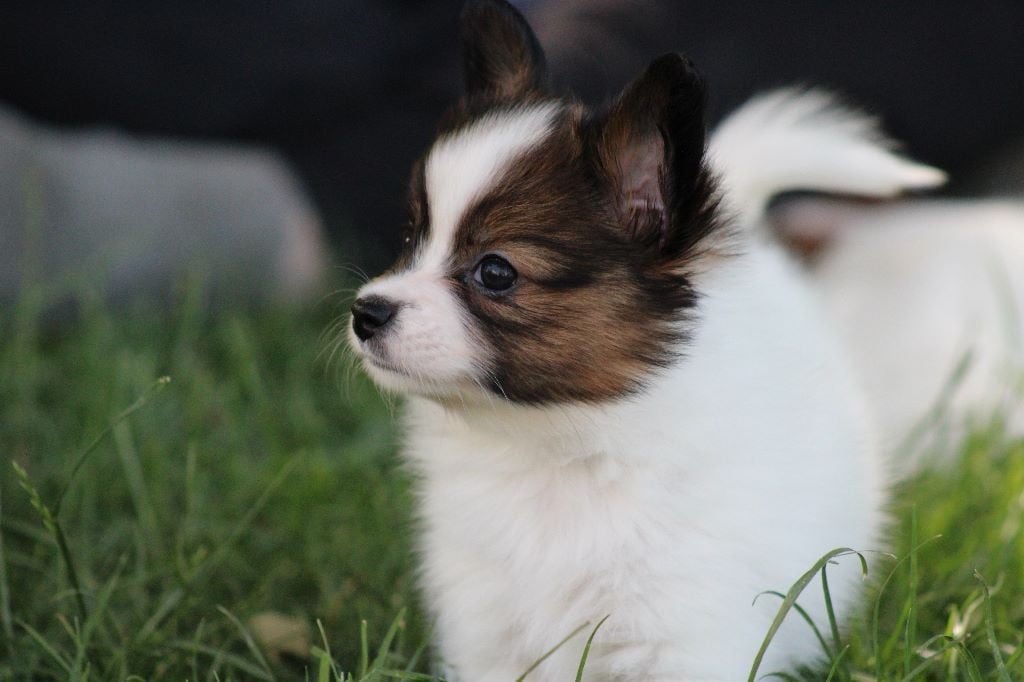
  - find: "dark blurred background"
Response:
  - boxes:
[3,0,1024,304]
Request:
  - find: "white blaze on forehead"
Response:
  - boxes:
[350,103,561,394]
[419,103,561,268]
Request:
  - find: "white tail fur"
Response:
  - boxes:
[709,88,946,225]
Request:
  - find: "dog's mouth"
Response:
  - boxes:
[347,320,485,400]
[361,353,411,378]
[357,347,488,403]
[347,326,410,379]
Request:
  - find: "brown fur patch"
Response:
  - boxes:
[460,0,547,101]
[383,29,729,404]
[424,102,725,404]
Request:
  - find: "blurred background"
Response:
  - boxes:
[3,0,1024,309]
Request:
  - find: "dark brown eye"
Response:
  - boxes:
[475,255,517,291]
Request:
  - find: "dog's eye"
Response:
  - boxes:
[474,255,517,291]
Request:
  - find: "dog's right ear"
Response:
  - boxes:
[460,0,547,100]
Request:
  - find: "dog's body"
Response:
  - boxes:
[712,90,1024,467]
[808,200,1024,459]
[766,196,1024,468]
[404,243,883,679]
[348,1,945,678]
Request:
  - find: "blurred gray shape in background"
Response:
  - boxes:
[0,104,328,312]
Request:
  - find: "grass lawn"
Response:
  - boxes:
[2,280,1023,680]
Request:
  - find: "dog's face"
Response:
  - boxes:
[349,0,723,405]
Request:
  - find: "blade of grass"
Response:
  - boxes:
[175,443,200,579]
[316,618,345,681]
[75,554,128,669]
[824,645,850,682]
[956,641,986,682]
[191,619,207,682]
[358,619,369,678]
[12,461,90,631]
[403,626,432,674]
[135,586,185,646]
[112,419,163,555]
[748,548,866,682]
[217,605,276,680]
[369,608,407,672]
[11,375,174,674]
[195,455,301,582]
[135,456,300,645]
[311,646,333,682]
[974,570,1012,682]
[898,637,973,681]
[820,562,842,659]
[54,376,171,515]
[575,614,610,682]
[754,590,831,658]
[871,536,941,679]
[515,620,591,682]
[172,639,275,680]
[17,619,74,674]
[904,507,919,678]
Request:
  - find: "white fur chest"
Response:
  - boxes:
[399,247,885,681]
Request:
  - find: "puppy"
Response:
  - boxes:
[348,1,938,678]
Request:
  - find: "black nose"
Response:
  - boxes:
[351,296,397,341]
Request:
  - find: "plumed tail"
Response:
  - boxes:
[709,88,946,226]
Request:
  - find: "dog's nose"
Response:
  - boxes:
[351,296,397,341]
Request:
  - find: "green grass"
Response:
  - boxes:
[2,283,1023,680]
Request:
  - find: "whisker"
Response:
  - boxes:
[334,261,372,284]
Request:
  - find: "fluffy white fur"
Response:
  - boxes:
[347,90,962,679]
[404,244,885,680]
[712,90,1024,469]
[775,198,1024,471]
[710,88,946,226]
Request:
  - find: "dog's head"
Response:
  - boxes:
[349,0,724,405]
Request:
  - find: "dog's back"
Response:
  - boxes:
[713,90,1024,465]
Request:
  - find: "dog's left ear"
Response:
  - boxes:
[599,54,710,254]
[460,0,547,100]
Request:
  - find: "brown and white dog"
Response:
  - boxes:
[346,1,946,678]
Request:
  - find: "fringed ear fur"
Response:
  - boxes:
[599,54,713,256]
[460,0,548,100]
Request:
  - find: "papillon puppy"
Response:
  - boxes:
[347,1,942,678]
